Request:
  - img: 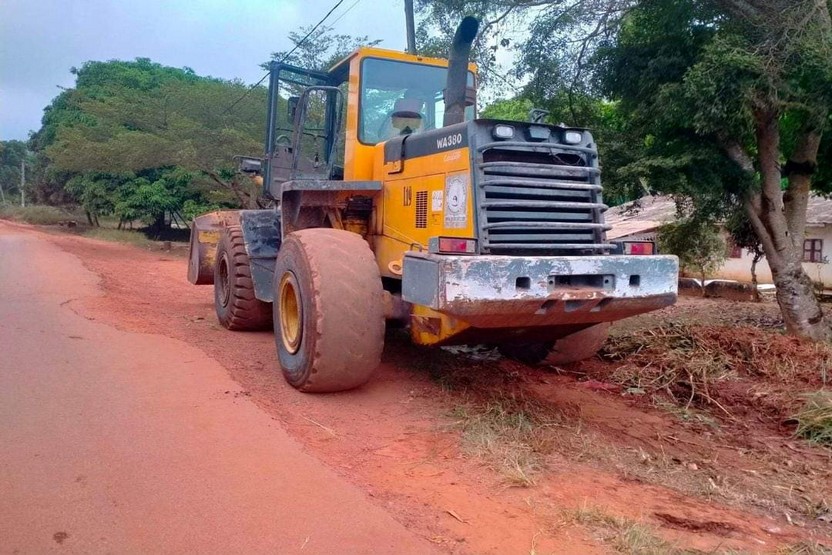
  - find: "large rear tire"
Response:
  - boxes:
[214,225,272,331]
[273,229,385,392]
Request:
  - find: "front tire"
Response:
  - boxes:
[498,342,553,365]
[548,323,610,364]
[273,229,384,392]
[498,324,610,365]
[214,225,272,331]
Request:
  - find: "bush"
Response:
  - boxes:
[0,205,81,225]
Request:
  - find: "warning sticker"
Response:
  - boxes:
[431,190,443,212]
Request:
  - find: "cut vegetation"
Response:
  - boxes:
[793,392,832,448]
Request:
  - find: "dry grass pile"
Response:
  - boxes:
[601,324,832,419]
[792,391,832,447]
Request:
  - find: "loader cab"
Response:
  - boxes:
[261,48,477,195]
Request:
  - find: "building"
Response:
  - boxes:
[606,194,832,289]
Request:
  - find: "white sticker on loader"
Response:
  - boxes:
[431,190,443,212]
[444,173,468,228]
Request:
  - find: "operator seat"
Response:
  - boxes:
[379,97,425,141]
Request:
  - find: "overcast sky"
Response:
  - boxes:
[0,0,411,141]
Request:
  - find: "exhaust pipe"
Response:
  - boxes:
[443,16,479,127]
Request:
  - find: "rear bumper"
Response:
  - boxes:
[402,253,678,328]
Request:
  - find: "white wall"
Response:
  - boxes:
[718,225,832,288]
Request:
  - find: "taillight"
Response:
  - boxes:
[437,237,477,254]
[625,242,654,255]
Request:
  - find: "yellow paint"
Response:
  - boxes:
[199,230,221,268]
[368,146,475,278]
[410,305,471,346]
[337,47,477,181]
[339,47,482,343]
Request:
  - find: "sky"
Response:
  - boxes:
[0,0,411,141]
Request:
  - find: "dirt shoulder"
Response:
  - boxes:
[25,221,832,554]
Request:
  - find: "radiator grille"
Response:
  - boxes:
[415,190,428,229]
[476,142,612,255]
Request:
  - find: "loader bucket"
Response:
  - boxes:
[187,210,242,285]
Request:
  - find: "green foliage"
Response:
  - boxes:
[29,58,265,226]
[481,98,533,121]
[0,140,32,199]
[658,218,726,283]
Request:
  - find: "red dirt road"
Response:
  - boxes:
[2,221,830,554]
[0,223,435,554]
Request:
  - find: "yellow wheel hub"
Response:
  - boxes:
[278,272,302,354]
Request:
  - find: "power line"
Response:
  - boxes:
[329,0,361,27]
[222,0,347,116]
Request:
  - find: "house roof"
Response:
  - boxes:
[605,196,676,239]
[806,194,832,225]
[606,193,832,239]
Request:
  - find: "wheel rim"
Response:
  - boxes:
[218,253,231,308]
[278,272,302,354]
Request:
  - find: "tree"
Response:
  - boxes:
[0,140,31,204]
[30,59,268,226]
[595,0,832,340]
[422,0,832,340]
[659,219,726,294]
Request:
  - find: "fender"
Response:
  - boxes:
[239,209,282,302]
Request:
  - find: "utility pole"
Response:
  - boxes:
[404,0,416,54]
[20,159,25,208]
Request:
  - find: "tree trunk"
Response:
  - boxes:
[152,212,166,238]
[743,109,831,341]
[750,253,761,302]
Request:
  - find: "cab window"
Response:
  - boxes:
[359,57,475,144]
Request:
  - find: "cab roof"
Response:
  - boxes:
[328,46,477,83]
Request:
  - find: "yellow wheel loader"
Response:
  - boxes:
[187,17,679,392]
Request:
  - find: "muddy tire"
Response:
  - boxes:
[214,225,272,331]
[547,323,610,364]
[272,229,384,392]
[498,342,553,365]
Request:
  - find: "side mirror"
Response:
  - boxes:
[288,96,299,123]
[235,155,263,175]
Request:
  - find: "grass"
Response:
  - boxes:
[565,504,690,555]
[83,228,154,247]
[779,542,832,555]
[792,391,832,447]
[0,204,83,225]
[450,393,559,487]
